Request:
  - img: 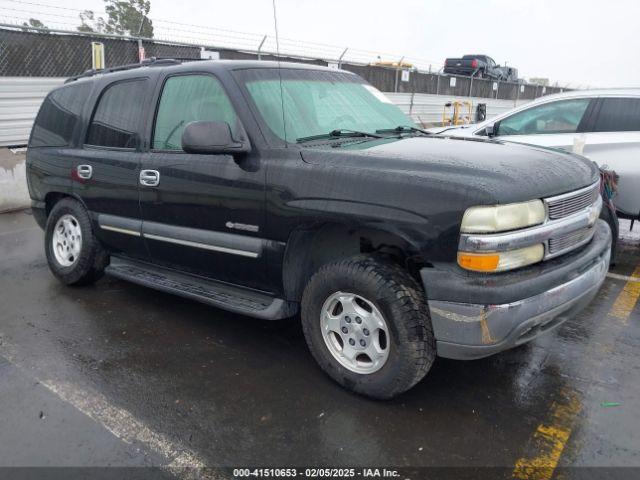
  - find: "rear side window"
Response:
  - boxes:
[30,83,91,147]
[152,74,238,150]
[591,98,640,132]
[86,79,147,148]
[497,99,591,136]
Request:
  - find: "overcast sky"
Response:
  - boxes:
[9,0,640,87]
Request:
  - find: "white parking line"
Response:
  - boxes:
[0,340,219,479]
[606,272,640,283]
[40,380,209,475]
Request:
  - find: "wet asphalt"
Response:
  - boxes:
[0,209,639,478]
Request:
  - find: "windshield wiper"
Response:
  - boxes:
[375,125,431,136]
[296,129,383,143]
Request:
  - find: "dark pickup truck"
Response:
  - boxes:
[444,54,518,82]
[26,59,609,399]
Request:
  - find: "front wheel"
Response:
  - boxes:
[301,255,436,399]
[44,198,108,285]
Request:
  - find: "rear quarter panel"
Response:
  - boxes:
[25,147,75,203]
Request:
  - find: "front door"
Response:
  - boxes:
[494,97,596,151]
[139,73,268,290]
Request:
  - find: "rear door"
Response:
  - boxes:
[138,72,268,290]
[73,76,154,259]
[494,97,596,150]
[581,97,640,216]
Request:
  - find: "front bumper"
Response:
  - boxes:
[421,219,611,360]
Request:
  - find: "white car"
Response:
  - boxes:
[429,89,640,222]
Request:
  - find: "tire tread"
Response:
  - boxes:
[301,255,436,399]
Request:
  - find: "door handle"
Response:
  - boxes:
[139,170,160,187]
[77,164,93,180]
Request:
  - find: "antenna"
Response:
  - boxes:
[272,0,288,146]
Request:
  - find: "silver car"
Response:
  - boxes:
[430,89,640,222]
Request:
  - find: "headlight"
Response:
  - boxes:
[461,200,546,233]
[458,244,544,272]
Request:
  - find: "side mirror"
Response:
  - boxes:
[485,123,496,137]
[181,121,251,155]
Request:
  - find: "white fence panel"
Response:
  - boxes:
[0,77,65,146]
[385,92,531,126]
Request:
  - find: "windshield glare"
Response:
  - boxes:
[240,69,414,143]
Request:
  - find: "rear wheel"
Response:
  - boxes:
[44,198,108,285]
[301,255,436,399]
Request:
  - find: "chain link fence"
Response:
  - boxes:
[0,27,201,76]
[0,25,565,102]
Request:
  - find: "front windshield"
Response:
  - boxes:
[237,68,414,142]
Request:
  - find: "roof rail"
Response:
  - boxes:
[64,57,182,83]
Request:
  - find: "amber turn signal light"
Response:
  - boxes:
[457,252,500,272]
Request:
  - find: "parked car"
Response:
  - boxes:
[26,60,610,399]
[428,89,640,238]
[443,54,518,82]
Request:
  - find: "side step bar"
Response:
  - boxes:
[105,257,298,320]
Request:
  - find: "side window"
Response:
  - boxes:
[30,83,91,147]
[591,98,640,132]
[86,79,147,148]
[496,99,590,136]
[153,74,238,150]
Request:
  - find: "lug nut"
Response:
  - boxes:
[363,328,370,336]
[345,316,351,323]
[360,339,366,347]
[355,317,362,324]
[348,338,355,346]
[341,326,348,334]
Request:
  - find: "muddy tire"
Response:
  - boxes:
[301,255,436,399]
[44,198,108,286]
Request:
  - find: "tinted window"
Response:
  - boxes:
[497,99,590,136]
[30,83,91,147]
[591,98,640,132]
[153,75,238,150]
[86,79,147,148]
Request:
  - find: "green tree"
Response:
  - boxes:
[78,10,107,33]
[21,18,48,32]
[77,0,153,38]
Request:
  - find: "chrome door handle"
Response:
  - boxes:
[77,164,93,179]
[139,170,160,187]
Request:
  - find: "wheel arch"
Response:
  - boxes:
[281,221,428,302]
[44,191,89,217]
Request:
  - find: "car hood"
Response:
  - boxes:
[300,136,599,205]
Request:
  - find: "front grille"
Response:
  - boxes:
[548,227,594,256]
[546,182,600,220]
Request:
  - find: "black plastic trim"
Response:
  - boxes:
[106,256,297,320]
[142,220,263,257]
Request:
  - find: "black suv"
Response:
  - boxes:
[26,59,611,399]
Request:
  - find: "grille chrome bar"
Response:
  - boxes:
[547,227,595,259]
[545,181,600,220]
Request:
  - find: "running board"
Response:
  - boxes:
[105,257,297,320]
